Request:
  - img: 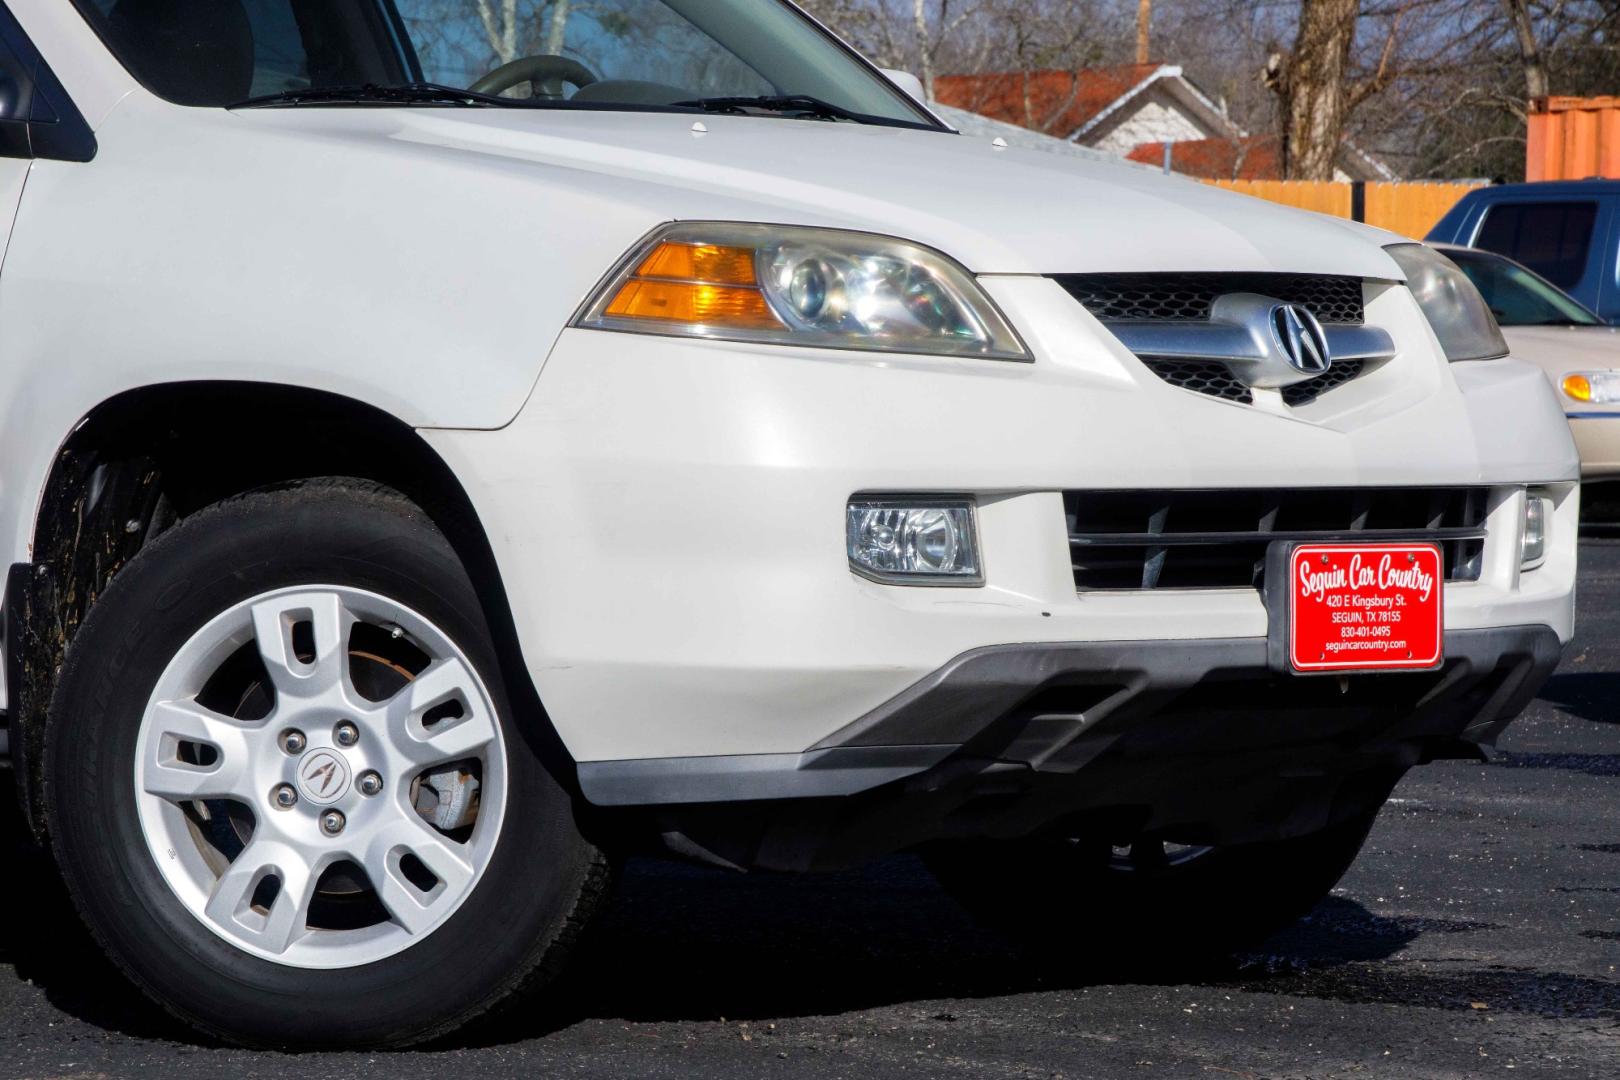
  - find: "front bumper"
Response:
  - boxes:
[421,276,1579,776]
[593,625,1560,870]
[578,624,1561,806]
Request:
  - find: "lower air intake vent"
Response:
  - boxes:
[1066,487,1489,591]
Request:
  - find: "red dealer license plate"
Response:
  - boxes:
[1289,543,1443,673]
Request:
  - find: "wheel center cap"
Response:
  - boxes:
[295,748,352,805]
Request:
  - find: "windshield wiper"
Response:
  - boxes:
[229,82,534,110]
[672,94,930,129]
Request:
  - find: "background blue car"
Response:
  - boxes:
[1427,179,1620,323]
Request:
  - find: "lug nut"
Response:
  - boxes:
[273,784,298,809]
[320,810,346,836]
[334,721,360,747]
[279,729,306,755]
[357,771,383,797]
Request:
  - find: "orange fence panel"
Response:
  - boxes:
[1363,182,1487,239]
[1527,96,1620,181]
[1207,179,1351,218]
[1204,179,1486,240]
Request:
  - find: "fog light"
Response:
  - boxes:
[1521,493,1547,569]
[847,500,980,584]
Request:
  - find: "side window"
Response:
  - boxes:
[73,1,412,108]
[242,0,313,96]
[1474,201,1597,289]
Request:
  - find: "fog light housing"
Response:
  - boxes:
[847,499,981,585]
[1521,492,1548,570]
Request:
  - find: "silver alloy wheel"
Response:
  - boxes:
[132,585,508,969]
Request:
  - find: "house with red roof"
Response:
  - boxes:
[933,62,1396,182]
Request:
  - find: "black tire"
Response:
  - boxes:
[45,480,608,1049]
[926,812,1379,967]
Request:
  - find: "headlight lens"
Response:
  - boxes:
[1384,243,1508,362]
[1562,371,1620,404]
[577,223,1028,360]
[846,500,981,584]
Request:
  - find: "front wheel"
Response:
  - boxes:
[926,812,1380,967]
[46,481,607,1049]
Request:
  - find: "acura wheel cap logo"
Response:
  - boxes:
[1270,304,1332,374]
[296,748,352,805]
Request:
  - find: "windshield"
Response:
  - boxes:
[1446,247,1603,327]
[71,0,934,126]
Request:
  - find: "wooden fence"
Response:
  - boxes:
[1203,180,1487,240]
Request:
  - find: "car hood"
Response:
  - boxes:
[1502,324,1620,375]
[242,108,1405,279]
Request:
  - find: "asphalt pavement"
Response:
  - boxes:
[2,539,1617,1079]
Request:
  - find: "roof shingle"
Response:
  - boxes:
[933,63,1163,138]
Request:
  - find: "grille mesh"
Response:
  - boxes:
[1056,273,1364,325]
[1145,360,1253,404]
[1066,488,1488,591]
[1281,360,1366,407]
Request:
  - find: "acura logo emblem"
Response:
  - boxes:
[295,748,352,805]
[1270,304,1332,375]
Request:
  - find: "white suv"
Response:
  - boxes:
[0,0,1577,1051]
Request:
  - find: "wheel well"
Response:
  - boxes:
[6,381,545,837]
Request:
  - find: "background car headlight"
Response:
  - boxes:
[577,223,1028,360]
[1384,243,1508,362]
[847,499,981,584]
[1562,371,1620,404]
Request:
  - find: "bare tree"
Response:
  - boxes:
[1264,0,1359,179]
[476,0,521,65]
[1501,0,1550,99]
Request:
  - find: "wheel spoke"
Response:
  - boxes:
[141,699,255,801]
[204,839,321,956]
[251,591,352,700]
[386,658,497,768]
[365,819,476,936]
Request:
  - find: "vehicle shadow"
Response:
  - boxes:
[5,787,1594,1050]
[0,773,196,1042]
[472,858,1432,1043]
[1536,671,1620,725]
[0,794,1426,1052]
[6,773,1607,1049]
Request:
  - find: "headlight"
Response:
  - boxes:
[576,222,1028,360]
[1562,371,1620,404]
[1384,243,1508,362]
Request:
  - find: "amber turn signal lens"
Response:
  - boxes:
[1563,374,1593,402]
[605,280,783,329]
[635,242,758,286]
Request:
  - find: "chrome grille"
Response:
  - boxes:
[1055,273,1364,325]
[1066,488,1488,591]
[1052,273,1382,408]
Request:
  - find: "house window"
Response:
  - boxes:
[1473,202,1597,289]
